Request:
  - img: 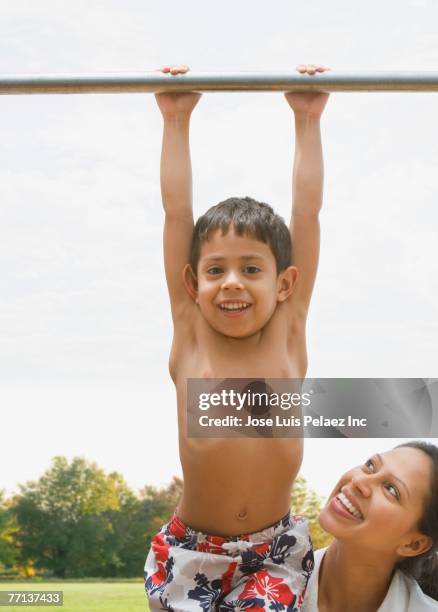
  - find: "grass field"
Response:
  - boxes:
[0,582,149,611]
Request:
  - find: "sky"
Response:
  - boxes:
[1,0,438,500]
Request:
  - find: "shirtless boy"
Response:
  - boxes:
[144,64,330,611]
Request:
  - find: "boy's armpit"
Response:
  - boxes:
[163,213,194,315]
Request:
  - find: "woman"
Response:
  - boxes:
[302,441,438,611]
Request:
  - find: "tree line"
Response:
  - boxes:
[0,457,331,578]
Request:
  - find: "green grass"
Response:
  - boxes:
[0,582,149,611]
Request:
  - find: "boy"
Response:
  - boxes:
[145,64,329,611]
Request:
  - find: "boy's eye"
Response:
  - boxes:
[207,267,223,275]
[243,266,261,274]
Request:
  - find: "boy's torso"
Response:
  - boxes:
[171,301,306,536]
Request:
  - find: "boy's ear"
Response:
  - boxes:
[277,266,298,303]
[396,533,433,559]
[182,264,199,302]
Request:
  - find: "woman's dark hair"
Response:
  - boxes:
[190,196,291,274]
[396,441,438,600]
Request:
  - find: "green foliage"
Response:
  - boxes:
[0,491,18,569]
[8,459,182,578]
[291,476,332,550]
[140,476,183,540]
[12,458,140,578]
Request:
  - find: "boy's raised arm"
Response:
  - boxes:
[155,66,201,318]
[285,64,330,319]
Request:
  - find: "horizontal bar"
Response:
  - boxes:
[1,72,438,95]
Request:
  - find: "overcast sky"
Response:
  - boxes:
[1,0,437,499]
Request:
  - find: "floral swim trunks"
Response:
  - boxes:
[144,511,313,611]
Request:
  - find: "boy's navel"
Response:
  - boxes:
[236,508,248,520]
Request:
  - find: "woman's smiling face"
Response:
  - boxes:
[320,447,433,559]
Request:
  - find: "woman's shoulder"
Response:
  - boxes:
[303,549,437,612]
[301,547,327,612]
[380,569,437,611]
[313,547,327,566]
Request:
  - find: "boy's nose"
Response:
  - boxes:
[221,271,244,290]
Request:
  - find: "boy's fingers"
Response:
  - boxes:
[169,65,190,75]
[156,65,190,75]
[296,64,319,75]
[296,63,330,75]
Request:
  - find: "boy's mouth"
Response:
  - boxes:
[218,301,252,316]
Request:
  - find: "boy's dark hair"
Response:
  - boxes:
[190,197,291,274]
[396,441,438,600]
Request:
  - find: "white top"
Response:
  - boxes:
[302,548,437,612]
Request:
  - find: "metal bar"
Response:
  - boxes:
[1,72,438,95]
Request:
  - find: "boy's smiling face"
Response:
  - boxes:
[188,227,296,338]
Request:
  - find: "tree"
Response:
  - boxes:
[291,477,332,550]
[0,491,18,570]
[141,476,183,534]
[105,493,146,577]
[12,457,136,577]
[133,476,182,557]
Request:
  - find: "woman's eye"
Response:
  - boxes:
[385,484,400,500]
[244,266,261,274]
[363,459,400,500]
[364,459,375,473]
[207,267,223,275]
